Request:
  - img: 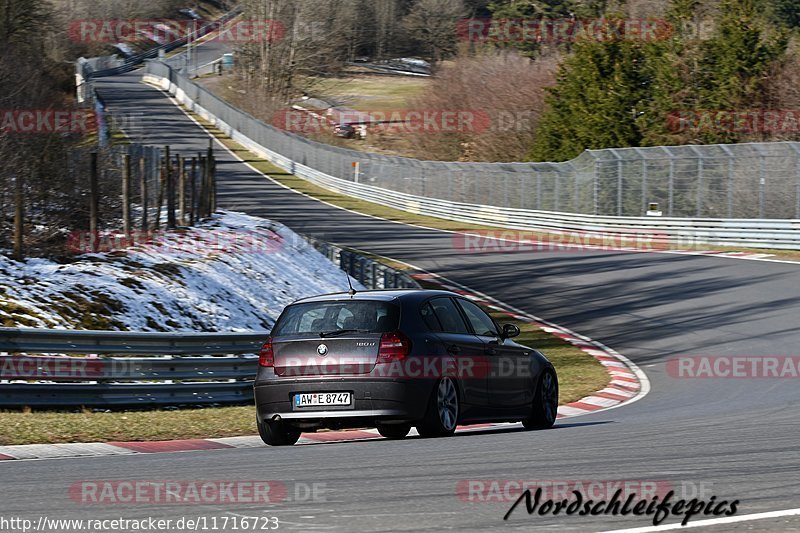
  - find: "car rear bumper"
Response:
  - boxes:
[254,376,433,429]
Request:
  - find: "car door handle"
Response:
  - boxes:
[447,344,461,355]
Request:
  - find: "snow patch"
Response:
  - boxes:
[0,211,361,332]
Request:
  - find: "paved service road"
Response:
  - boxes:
[2,54,798,532]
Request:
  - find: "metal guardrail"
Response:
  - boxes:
[307,237,419,289]
[0,330,264,407]
[0,330,266,355]
[143,68,800,250]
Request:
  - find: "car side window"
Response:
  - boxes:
[420,302,443,332]
[429,297,470,334]
[457,299,500,337]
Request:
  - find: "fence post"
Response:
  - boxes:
[198,154,207,218]
[122,154,131,234]
[641,157,647,216]
[692,146,705,218]
[190,156,197,225]
[554,172,560,212]
[668,159,674,217]
[166,146,176,229]
[759,155,766,218]
[613,151,623,216]
[140,156,148,232]
[178,155,186,225]
[593,159,599,215]
[720,145,735,218]
[154,161,165,230]
[210,153,217,213]
[796,148,800,219]
[696,156,703,217]
[89,152,99,251]
[13,174,24,260]
[536,172,542,210]
[206,140,214,216]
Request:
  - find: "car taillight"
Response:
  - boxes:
[259,338,274,367]
[377,331,410,364]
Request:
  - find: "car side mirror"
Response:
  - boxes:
[501,323,520,339]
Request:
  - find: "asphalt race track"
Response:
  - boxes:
[2,51,799,532]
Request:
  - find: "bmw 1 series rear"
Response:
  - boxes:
[254,290,558,445]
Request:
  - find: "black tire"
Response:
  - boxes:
[376,423,412,440]
[257,418,301,446]
[416,377,460,438]
[523,368,558,430]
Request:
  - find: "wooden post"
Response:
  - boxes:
[139,156,148,232]
[206,140,213,216]
[89,152,99,252]
[178,155,186,225]
[210,153,216,213]
[165,146,176,229]
[154,161,166,230]
[13,174,23,260]
[190,156,197,225]
[198,154,207,219]
[122,154,131,234]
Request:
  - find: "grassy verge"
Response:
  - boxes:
[0,407,255,446]
[309,75,428,111]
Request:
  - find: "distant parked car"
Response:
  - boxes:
[254,289,558,445]
[178,8,203,20]
[334,123,357,139]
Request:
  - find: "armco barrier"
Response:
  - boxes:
[143,66,800,250]
[0,330,264,407]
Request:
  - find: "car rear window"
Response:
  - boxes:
[272,300,400,336]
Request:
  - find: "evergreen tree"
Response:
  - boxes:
[529,30,655,161]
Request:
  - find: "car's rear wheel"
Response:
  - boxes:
[376,423,411,439]
[257,418,302,446]
[523,368,558,430]
[417,377,459,438]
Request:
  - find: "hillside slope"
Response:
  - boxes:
[0,211,358,331]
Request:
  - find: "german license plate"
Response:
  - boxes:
[294,392,352,407]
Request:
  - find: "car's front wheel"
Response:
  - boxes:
[522,368,558,430]
[257,418,302,446]
[417,377,459,438]
[376,423,411,439]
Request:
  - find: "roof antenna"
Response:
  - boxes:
[345,271,357,296]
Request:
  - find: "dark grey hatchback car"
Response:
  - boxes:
[254,289,558,445]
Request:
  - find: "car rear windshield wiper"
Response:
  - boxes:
[319,329,371,338]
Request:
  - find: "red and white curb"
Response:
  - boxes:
[0,274,649,462]
[411,271,650,421]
